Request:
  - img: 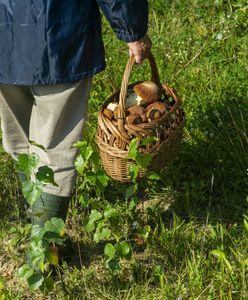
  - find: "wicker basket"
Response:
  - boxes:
[96,53,185,182]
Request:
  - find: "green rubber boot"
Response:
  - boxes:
[31,192,70,226]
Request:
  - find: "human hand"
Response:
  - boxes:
[127,34,152,64]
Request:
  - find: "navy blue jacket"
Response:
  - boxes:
[0,0,148,85]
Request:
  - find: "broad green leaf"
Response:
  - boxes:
[147,171,161,181]
[22,181,43,207]
[36,166,58,186]
[79,194,90,208]
[125,185,135,200]
[44,217,65,236]
[138,225,151,239]
[89,151,100,170]
[89,210,102,223]
[115,241,131,258]
[129,198,136,211]
[17,264,34,280]
[85,222,95,233]
[114,243,122,257]
[43,231,64,245]
[27,272,44,291]
[73,140,88,152]
[74,155,85,175]
[73,141,93,161]
[28,240,46,265]
[17,153,39,178]
[93,224,111,243]
[127,138,139,159]
[42,276,54,293]
[104,206,116,219]
[106,259,120,273]
[30,225,46,241]
[96,170,109,187]
[136,153,152,169]
[140,136,158,146]
[83,145,93,162]
[129,164,140,182]
[86,171,97,185]
[38,260,46,273]
[104,243,116,260]
[120,241,131,257]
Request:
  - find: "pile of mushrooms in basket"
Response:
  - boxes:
[103,80,173,126]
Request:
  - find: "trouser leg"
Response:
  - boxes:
[0,85,34,217]
[0,85,33,157]
[0,79,92,225]
[29,78,92,197]
[28,78,92,225]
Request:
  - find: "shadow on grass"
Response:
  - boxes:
[160,100,247,224]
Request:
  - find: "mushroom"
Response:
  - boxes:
[127,105,146,116]
[126,114,143,125]
[146,101,167,115]
[103,108,113,119]
[113,106,119,120]
[141,112,148,123]
[133,81,161,103]
[147,109,161,121]
[107,102,118,111]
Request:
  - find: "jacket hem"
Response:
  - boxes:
[0,64,106,86]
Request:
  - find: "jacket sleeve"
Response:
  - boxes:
[96,0,148,42]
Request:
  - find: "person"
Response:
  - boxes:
[0,1,151,226]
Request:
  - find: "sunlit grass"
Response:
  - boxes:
[0,0,247,298]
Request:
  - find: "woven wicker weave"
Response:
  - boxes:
[96,53,185,182]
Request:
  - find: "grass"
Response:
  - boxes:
[0,0,248,299]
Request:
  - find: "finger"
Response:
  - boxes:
[135,55,143,64]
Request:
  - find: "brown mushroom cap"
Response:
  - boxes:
[146,101,166,115]
[126,114,143,125]
[133,81,161,103]
[127,105,146,116]
[103,108,113,120]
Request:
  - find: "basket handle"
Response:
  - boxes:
[117,52,161,131]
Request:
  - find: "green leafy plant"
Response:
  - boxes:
[16,153,65,293]
[78,137,162,273]
[74,140,109,206]
[127,137,162,183]
[18,218,65,292]
[84,204,132,272]
[17,153,58,207]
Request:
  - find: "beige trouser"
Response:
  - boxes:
[0,78,92,196]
